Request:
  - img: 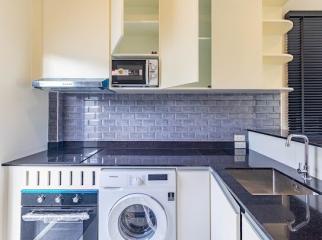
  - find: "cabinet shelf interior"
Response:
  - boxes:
[114,0,159,55]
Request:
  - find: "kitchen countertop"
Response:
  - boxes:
[248,129,322,148]
[3,141,322,240]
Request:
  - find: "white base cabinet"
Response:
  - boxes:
[5,166,270,240]
[177,169,210,240]
[242,213,268,240]
[211,172,241,240]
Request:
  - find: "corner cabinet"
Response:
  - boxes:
[211,172,241,240]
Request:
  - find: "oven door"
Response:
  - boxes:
[112,60,148,86]
[21,207,97,240]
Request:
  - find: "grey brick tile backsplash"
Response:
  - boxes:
[48,93,281,142]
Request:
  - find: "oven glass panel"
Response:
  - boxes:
[21,208,97,240]
[32,221,83,240]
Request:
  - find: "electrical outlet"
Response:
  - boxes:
[235,149,247,156]
[234,134,246,142]
[234,141,247,149]
[234,155,246,162]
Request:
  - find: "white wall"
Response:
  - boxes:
[0,0,48,238]
[284,0,322,13]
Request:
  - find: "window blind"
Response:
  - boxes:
[286,12,322,134]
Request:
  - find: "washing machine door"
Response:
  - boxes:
[108,194,168,240]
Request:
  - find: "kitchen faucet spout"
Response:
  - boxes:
[286,134,311,181]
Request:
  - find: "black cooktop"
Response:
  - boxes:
[46,148,101,163]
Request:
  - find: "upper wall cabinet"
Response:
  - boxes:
[212,0,263,89]
[43,0,109,78]
[109,0,291,92]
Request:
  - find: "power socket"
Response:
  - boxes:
[234,134,246,142]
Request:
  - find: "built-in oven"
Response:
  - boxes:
[20,190,98,240]
[111,57,159,87]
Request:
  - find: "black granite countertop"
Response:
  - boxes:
[248,129,322,148]
[3,141,322,240]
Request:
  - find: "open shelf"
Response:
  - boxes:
[263,54,294,64]
[263,0,288,7]
[263,20,293,34]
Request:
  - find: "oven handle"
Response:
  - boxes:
[22,211,90,223]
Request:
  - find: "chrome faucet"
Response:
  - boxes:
[285,134,311,181]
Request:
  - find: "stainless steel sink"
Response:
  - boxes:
[227,169,318,195]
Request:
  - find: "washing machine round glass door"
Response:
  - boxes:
[108,194,168,240]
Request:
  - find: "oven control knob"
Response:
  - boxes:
[72,194,80,204]
[54,195,63,204]
[37,195,45,204]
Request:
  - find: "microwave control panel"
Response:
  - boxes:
[148,59,159,87]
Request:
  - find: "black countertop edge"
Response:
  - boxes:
[247,129,322,148]
[48,141,235,150]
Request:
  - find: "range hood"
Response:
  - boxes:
[32,78,114,93]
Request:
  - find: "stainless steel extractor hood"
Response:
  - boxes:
[32,78,114,93]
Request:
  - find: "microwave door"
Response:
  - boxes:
[112,60,147,86]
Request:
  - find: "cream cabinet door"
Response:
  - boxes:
[211,0,262,89]
[43,0,109,78]
[177,169,210,240]
[211,173,240,240]
[159,0,199,88]
[110,0,124,53]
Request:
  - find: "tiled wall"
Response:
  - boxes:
[49,93,281,142]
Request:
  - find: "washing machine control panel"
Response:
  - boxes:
[100,169,175,188]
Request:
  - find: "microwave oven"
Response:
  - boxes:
[111,57,159,87]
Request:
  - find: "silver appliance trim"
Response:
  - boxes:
[32,78,114,93]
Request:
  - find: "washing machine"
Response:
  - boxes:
[99,168,176,240]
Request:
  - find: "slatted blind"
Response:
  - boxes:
[287,12,322,134]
